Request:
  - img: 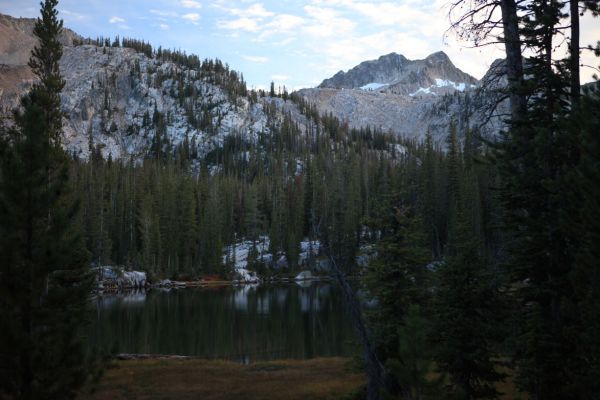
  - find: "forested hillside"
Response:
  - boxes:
[72,86,494,280]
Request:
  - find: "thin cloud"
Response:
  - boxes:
[58,9,87,21]
[229,4,274,18]
[181,0,202,9]
[217,3,277,34]
[182,13,200,23]
[150,9,179,18]
[109,16,125,24]
[108,16,131,29]
[218,17,261,32]
[243,55,269,63]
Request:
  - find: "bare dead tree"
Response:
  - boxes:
[311,211,399,400]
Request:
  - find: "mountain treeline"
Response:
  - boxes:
[73,88,495,281]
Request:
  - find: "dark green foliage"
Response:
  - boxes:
[0,1,99,399]
[491,2,592,397]
[428,121,506,400]
[365,205,431,361]
[432,213,506,400]
[385,305,441,400]
[464,1,600,398]
[569,83,600,397]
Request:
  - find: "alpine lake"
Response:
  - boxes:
[89,282,358,363]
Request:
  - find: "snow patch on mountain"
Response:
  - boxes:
[223,236,272,271]
[409,87,436,97]
[359,82,387,91]
[409,79,477,97]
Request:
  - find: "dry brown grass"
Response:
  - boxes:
[79,357,364,400]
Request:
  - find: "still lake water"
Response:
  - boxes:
[89,282,358,362]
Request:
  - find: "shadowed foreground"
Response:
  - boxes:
[79,357,364,400]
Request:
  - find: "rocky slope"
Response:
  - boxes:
[0,13,314,161]
[0,13,80,113]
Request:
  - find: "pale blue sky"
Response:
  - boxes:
[1,0,598,89]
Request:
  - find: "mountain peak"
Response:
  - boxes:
[317,51,477,94]
[425,51,451,63]
[379,52,407,61]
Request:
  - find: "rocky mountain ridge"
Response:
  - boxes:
[301,51,505,141]
[318,51,478,97]
[0,12,506,159]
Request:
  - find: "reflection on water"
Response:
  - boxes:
[89,282,357,362]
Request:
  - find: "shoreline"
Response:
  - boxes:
[95,274,336,292]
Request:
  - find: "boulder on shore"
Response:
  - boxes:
[95,266,147,289]
[234,268,260,283]
[295,270,313,281]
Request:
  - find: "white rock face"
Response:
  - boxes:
[299,239,320,265]
[55,45,277,161]
[121,271,147,288]
[223,236,272,270]
[95,266,146,288]
[298,82,504,143]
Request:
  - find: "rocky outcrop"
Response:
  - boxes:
[320,52,410,89]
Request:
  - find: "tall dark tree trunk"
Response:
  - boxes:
[570,0,580,107]
[500,0,527,120]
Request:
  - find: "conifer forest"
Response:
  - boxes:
[0,0,599,399]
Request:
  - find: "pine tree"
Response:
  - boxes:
[0,1,99,398]
[365,205,430,361]
[432,209,506,400]
[496,3,583,397]
[386,305,440,400]
[421,131,440,257]
[569,81,600,397]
